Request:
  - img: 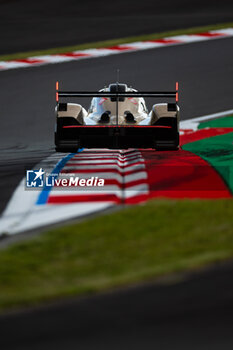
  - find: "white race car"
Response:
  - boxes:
[55,82,179,151]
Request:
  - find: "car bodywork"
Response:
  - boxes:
[55,82,180,151]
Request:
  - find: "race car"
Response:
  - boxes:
[55,82,180,152]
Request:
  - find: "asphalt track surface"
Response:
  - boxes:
[1,262,233,350]
[0,26,233,350]
[0,0,233,54]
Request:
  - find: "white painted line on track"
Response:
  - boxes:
[180,109,233,131]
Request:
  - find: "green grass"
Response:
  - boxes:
[0,199,233,312]
[0,22,233,61]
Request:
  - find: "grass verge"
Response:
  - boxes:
[0,199,233,313]
[0,22,233,62]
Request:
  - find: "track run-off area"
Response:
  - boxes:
[0,110,233,235]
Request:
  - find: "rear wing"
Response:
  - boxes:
[55,81,179,126]
[56,82,179,101]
